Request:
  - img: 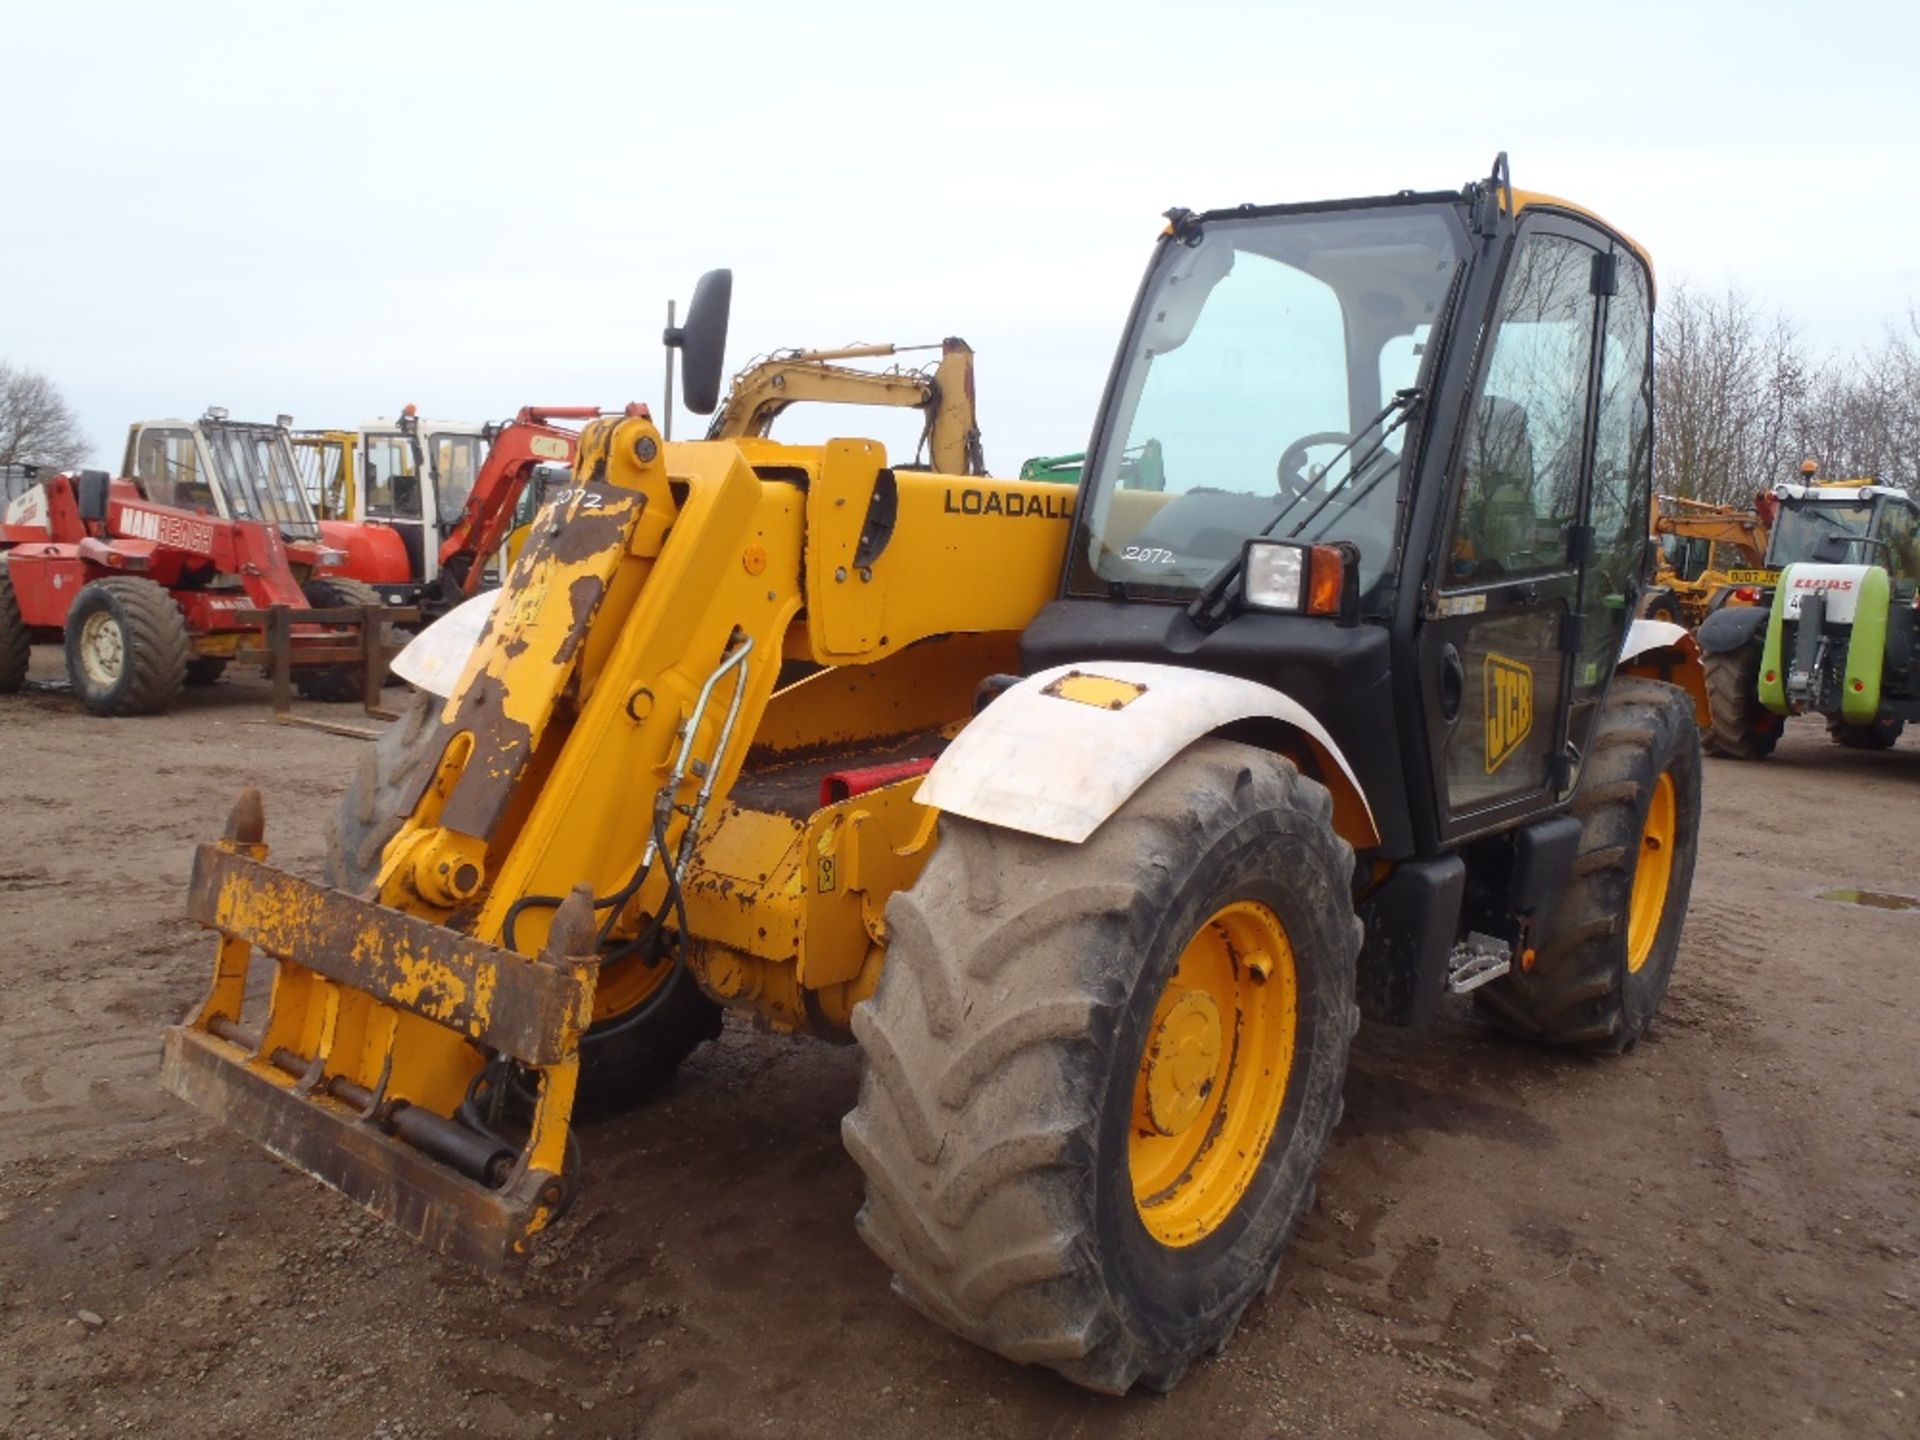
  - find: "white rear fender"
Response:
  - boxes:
[917,662,1379,849]
[390,588,499,698]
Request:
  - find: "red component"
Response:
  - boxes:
[431,406,617,601]
[820,757,936,807]
[316,518,411,585]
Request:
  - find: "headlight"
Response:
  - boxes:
[317,548,348,567]
[1243,540,1306,611]
[1241,538,1353,618]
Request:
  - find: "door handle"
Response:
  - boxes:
[1439,643,1465,724]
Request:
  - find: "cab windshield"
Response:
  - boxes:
[205,423,319,540]
[1070,203,1467,607]
[1766,501,1873,567]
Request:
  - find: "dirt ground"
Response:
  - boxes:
[2,648,1916,1440]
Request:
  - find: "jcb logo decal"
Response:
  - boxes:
[1484,654,1534,774]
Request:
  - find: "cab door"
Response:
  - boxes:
[1417,216,1619,841]
[359,430,428,581]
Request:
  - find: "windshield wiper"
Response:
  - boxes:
[1185,387,1423,626]
[1282,387,1421,539]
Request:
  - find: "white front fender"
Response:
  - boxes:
[389,588,499,698]
[917,661,1378,847]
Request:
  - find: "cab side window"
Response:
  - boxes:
[132,428,214,510]
[1881,503,1920,586]
[1444,232,1600,584]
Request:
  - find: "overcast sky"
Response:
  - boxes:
[4,0,1915,472]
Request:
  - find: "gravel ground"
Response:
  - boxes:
[2,649,1916,1438]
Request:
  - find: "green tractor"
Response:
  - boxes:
[1697,476,1920,756]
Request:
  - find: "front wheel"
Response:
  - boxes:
[62,577,191,716]
[1702,640,1779,760]
[843,740,1361,1393]
[1476,678,1702,1051]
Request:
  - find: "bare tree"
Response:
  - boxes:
[0,362,91,470]
[1780,309,1920,489]
[1653,282,1805,507]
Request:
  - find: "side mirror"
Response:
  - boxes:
[663,269,733,416]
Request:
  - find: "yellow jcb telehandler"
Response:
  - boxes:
[163,155,1706,1393]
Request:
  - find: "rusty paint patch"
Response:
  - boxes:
[186,845,588,1066]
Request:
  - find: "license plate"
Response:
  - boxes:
[1724,568,1779,585]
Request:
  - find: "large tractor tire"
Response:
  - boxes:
[62,577,191,716]
[1476,678,1701,1052]
[294,575,396,704]
[325,691,721,1117]
[1642,589,1683,626]
[1702,639,1779,760]
[843,740,1361,1393]
[0,563,29,694]
[1828,715,1905,750]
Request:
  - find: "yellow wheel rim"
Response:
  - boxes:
[1130,900,1299,1247]
[1626,772,1677,974]
[591,951,675,1023]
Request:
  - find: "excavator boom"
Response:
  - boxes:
[707,337,985,475]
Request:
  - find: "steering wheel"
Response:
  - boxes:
[1276,431,1354,502]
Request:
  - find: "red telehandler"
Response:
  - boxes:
[0,463,395,716]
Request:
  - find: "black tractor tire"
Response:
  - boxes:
[1642,590,1683,626]
[325,691,721,1115]
[294,576,395,704]
[185,656,229,686]
[62,577,191,717]
[1828,714,1905,749]
[843,740,1361,1393]
[1702,639,1780,760]
[1476,678,1701,1052]
[0,563,29,694]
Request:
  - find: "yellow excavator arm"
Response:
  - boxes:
[706,337,986,476]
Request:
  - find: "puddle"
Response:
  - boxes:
[1816,887,1920,913]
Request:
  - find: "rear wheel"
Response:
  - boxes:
[1702,639,1779,760]
[62,577,190,716]
[1476,678,1701,1051]
[843,740,1360,1393]
[295,575,394,703]
[0,564,29,694]
[1828,715,1905,749]
[325,692,721,1113]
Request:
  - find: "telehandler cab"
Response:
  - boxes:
[163,156,1705,1392]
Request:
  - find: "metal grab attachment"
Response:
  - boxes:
[161,793,600,1267]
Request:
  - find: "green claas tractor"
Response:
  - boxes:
[1697,475,1920,755]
